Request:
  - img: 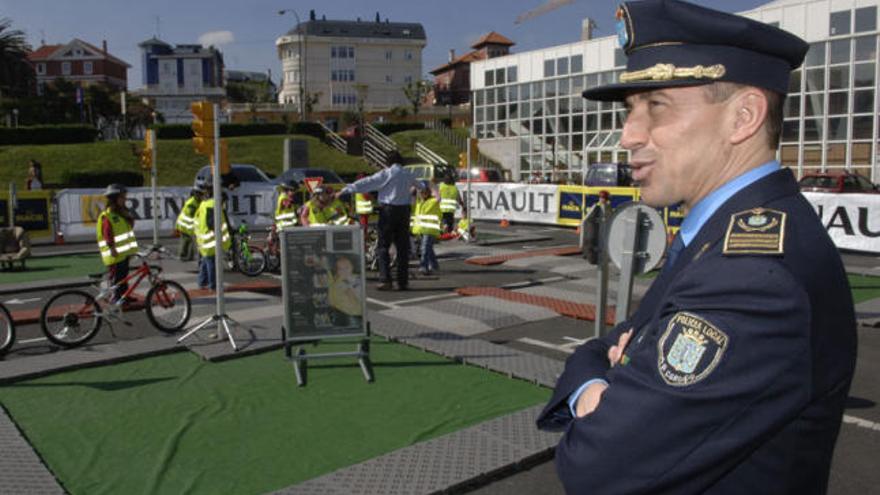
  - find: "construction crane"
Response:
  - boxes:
[514,0,576,24]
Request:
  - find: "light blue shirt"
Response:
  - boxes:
[567,160,781,416]
[341,164,417,206]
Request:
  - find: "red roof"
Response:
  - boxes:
[430,50,486,75]
[471,31,515,49]
[27,45,62,61]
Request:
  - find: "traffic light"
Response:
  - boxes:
[210,139,231,175]
[140,130,154,170]
[191,101,215,157]
[458,152,467,168]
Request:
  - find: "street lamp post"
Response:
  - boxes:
[279,9,307,121]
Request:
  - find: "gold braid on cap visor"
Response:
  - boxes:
[619,63,726,83]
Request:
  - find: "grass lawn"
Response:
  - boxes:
[849,273,880,304]
[0,135,373,188]
[0,253,103,284]
[391,129,462,166]
[0,340,549,495]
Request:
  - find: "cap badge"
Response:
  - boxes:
[619,63,726,83]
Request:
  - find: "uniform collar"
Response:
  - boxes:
[679,161,780,247]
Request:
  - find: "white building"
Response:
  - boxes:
[276,10,426,112]
[136,38,225,124]
[471,0,880,183]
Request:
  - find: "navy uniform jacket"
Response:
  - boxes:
[537,169,857,494]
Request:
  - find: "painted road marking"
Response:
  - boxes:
[17,337,47,344]
[843,414,880,432]
[366,297,397,310]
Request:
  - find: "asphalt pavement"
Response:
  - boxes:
[1,223,879,494]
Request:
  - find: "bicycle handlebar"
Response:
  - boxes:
[136,244,170,259]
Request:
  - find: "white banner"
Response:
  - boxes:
[461,183,559,224]
[803,192,880,254]
[56,184,278,242]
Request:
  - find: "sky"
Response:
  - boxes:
[1,0,769,91]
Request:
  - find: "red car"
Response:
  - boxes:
[798,171,879,193]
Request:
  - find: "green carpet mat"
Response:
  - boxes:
[849,274,880,304]
[0,340,549,495]
[0,253,102,284]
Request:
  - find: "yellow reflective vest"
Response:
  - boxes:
[96,208,138,266]
[194,198,232,257]
[439,183,459,213]
[411,197,441,238]
[275,193,298,230]
[176,196,200,235]
[306,199,350,226]
[355,192,374,215]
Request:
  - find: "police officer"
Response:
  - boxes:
[275,179,300,231]
[438,174,461,234]
[176,180,206,261]
[96,184,137,303]
[536,2,857,494]
[194,189,231,291]
[339,151,417,290]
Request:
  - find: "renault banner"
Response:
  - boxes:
[803,192,880,253]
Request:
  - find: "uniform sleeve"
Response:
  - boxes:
[102,216,114,246]
[536,321,636,431]
[555,258,811,494]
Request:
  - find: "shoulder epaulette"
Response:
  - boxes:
[722,207,786,256]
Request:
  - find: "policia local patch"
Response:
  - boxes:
[657,312,729,387]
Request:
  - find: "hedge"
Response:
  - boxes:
[0,125,98,145]
[152,122,324,140]
[373,122,425,135]
[61,170,144,188]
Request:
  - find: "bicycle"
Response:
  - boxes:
[0,302,14,356]
[39,245,192,348]
[230,221,266,277]
[263,224,281,273]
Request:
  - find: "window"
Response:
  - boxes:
[385,50,392,60]
[829,39,851,64]
[507,66,517,83]
[385,74,392,83]
[83,61,93,75]
[853,89,874,113]
[544,59,555,77]
[830,10,851,36]
[855,63,876,87]
[348,47,355,58]
[804,43,825,67]
[331,46,337,58]
[854,35,877,61]
[557,57,569,76]
[485,70,494,86]
[495,68,505,85]
[62,61,71,75]
[571,55,583,73]
[855,6,877,33]
[404,50,412,60]
[36,63,45,75]
[404,75,413,84]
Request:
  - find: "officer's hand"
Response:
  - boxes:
[608,329,633,367]
[575,381,608,418]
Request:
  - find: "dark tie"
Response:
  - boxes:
[664,233,685,271]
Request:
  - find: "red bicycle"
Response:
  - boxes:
[39,245,191,348]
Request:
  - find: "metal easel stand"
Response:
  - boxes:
[284,324,374,387]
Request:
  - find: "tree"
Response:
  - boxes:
[402,80,431,116]
[303,91,321,120]
[0,18,34,99]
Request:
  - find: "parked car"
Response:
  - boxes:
[585,162,634,187]
[798,171,879,193]
[195,164,272,185]
[457,167,504,182]
[405,163,456,182]
[272,167,345,187]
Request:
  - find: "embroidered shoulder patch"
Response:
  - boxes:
[722,207,786,255]
[657,312,729,387]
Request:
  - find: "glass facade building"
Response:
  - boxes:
[471,0,879,183]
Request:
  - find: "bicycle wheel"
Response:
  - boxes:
[145,280,191,333]
[0,303,15,355]
[40,290,102,348]
[265,248,281,273]
[236,245,266,277]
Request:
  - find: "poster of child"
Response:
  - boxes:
[328,255,362,318]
